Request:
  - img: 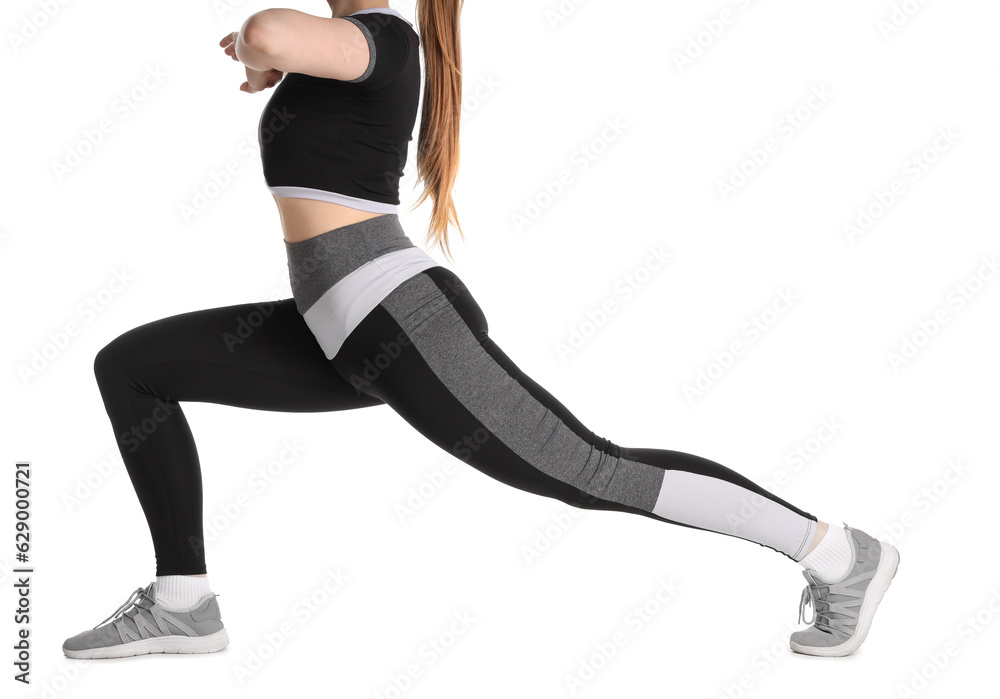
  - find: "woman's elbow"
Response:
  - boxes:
[236,11,276,66]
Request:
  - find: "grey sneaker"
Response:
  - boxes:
[62,581,229,659]
[790,524,899,657]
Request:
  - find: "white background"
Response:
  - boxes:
[3,0,999,697]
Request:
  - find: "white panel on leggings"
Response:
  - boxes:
[652,470,814,559]
[302,246,438,360]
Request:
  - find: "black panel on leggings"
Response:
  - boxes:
[332,275,813,560]
[93,299,383,575]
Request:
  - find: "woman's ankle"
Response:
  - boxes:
[804,519,829,556]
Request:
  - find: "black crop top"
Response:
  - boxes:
[257,8,420,213]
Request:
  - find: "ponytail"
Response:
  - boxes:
[411,0,464,260]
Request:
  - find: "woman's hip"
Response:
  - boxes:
[330,265,489,399]
[284,213,453,361]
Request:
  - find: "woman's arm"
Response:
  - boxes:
[220,32,282,93]
[220,14,284,93]
[225,8,371,81]
[234,13,275,72]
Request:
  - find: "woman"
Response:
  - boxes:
[62,0,898,660]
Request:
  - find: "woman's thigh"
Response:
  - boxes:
[330,267,636,507]
[96,297,384,412]
[329,269,816,559]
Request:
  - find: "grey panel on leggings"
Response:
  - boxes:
[284,214,414,314]
[378,272,667,511]
[376,273,817,560]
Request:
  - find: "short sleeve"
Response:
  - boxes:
[342,15,412,89]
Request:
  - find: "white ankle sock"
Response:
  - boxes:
[155,575,212,610]
[799,523,853,582]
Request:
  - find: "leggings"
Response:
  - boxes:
[94,214,817,576]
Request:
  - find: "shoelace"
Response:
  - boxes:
[92,586,150,630]
[797,525,879,637]
[798,583,836,633]
[798,571,870,636]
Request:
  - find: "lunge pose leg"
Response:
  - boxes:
[287,215,901,658]
[62,298,382,658]
[63,0,899,663]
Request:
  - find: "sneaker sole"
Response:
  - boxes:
[790,540,900,657]
[62,628,229,659]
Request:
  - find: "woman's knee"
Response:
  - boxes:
[93,324,156,393]
[93,333,129,388]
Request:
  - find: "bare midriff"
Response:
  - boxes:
[274,195,388,244]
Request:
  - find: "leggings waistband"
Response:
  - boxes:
[284,213,439,359]
[284,214,416,314]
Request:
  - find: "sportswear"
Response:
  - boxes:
[791,525,899,656]
[91,214,820,576]
[62,582,229,659]
[87,3,833,627]
[798,521,852,582]
[155,574,213,610]
[258,8,420,213]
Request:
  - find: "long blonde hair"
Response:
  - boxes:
[411,0,464,260]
